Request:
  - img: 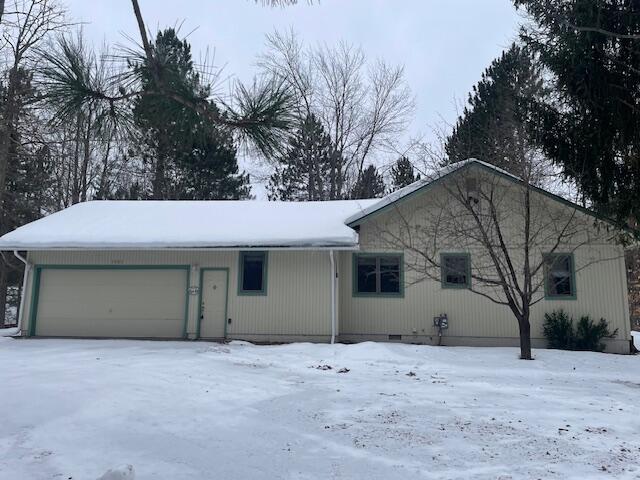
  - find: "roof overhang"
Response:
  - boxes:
[4,245,363,252]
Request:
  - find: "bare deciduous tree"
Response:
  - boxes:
[259,30,415,198]
[0,0,67,210]
[371,155,623,360]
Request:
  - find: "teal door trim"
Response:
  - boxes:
[28,264,191,338]
[197,267,230,339]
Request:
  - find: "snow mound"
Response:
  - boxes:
[96,465,135,480]
[0,327,19,337]
[632,331,640,351]
[227,340,254,347]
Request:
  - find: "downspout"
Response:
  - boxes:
[13,250,30,336]
[329,250,336,344]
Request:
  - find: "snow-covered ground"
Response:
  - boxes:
[0,339,638,480]
[632,331,640,350]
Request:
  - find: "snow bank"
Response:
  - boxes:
[0,199,377,250]
[632,331,640,350]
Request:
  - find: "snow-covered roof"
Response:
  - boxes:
[0,199,378,250]
[345,158,518,225]
[1,158,601,251]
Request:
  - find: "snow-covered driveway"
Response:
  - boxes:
[0,338,638,480]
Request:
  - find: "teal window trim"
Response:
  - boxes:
[237,251,268,296]
[543,252,577,300]
[440,252,471,289]
[197,267,230,339]
[28,264,191,338]
[352,252,404,298]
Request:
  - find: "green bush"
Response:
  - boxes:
[573,316,618,352]
[543,310,618,352]
[543,310,574,349]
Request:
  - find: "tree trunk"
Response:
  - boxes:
[0,67,19,227]
[152,155,166,199]
[0,256,9,326]
[518,313,533,360]
[80,113,92,203]
[71,113,82,204]
[98,136,112,199]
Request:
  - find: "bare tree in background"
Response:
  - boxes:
[259,30,415,198]
[373,150,622,360]
[0,0,67,213]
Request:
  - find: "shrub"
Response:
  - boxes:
[543,310,618,352]
[573,316,618,352]
[543,310,574,350]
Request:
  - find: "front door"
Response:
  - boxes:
[200,269,228,339]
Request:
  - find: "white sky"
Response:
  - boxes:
[63,0,522,192]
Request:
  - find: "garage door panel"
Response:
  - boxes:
[35,268,187,338]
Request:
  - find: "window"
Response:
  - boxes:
[441,253,471,289]
[353,254,403,297]
[238,251,267,295]
[544,253,576,299]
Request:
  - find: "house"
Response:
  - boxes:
[0,160,632,353]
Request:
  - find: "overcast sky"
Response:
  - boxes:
[63,0,522,190]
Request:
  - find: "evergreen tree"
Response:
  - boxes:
[133,29,250,200]
[515,0,640,229]
[350,165,386,199]
[175,118,251,200]
[390,156,419,191]
[268,114,341,201]
[445,44,545,178]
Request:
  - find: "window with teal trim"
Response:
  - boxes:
[239,252,267,295]
[441,253,471,289]
[544,253,575,299]
[354,254,402,296]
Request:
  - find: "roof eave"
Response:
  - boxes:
[0,244,363,252]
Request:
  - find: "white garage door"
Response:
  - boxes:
[33,268,188,338]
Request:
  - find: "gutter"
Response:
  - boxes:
[0,245,362,252]
[12,250,31,337]
[329,250,336,344]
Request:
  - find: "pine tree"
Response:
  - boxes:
[133,29,250,200]
[351,165,386,199]
[175,115,251,200]
[268,114,341,201]
[445,44,544,178]
[515,0,640,230]
[390,156,419,191]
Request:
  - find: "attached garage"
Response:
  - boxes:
[29,266,189,338]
